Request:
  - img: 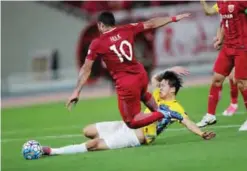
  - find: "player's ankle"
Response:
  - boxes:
[206,113,216,118]
[230,103,238,108]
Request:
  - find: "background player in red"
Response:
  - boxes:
[200,0,246,116]
[66,11,190,129]
[197,1,247,127]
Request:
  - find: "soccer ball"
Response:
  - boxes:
[22,140,42,160]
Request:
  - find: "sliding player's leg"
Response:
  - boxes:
[197,47,233,127]
[42,121,143,156]
[83,124,99,139]
[223,68,238,116]
[42,138,110,156]
[83,121,122,139]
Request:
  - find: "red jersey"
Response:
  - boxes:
[217,1,247,49]
[86,23,146,80]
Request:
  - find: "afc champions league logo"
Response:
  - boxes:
[228,4,235,13]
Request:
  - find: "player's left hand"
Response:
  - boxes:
[66,90,80,111]
[169,66,190,76]
[201,131,216,140]
[175,13,191,21]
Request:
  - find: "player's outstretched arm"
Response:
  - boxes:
[66,59,94,110]
[142,13,190,30]
[151,66,189,87]
[181,117,216,140]
[200,0,218,16]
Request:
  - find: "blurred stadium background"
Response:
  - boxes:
[1,1,219,107]
[2,1,246,171]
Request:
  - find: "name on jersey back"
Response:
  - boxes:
[110,34,122,42]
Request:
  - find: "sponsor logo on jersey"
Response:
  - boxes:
[228,4,234,13]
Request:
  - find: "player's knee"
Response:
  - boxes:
[83,124,98,139]
[236,79,247,91]
[212,73,225,86]
[86,138,102,151]
[86,139,99,151]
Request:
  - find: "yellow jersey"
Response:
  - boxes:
[212,4,219,13]
[142,88,188,144]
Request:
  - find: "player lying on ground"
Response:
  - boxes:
[42,69,216,156]
[197,0,247,127]
[200,0,247,116]
[67,11,190,129]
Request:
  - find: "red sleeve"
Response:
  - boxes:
[126,22,145,35]
[86,39,100,61]
[239,1,247,11]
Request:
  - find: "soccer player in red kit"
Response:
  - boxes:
[197,0,247,127]
[66,11,190,129]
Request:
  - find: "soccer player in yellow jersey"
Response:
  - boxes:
[42,67,216,156]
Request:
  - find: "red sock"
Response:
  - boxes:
[207,85,222,115]
[141,92,158,112]
[229,79,238,104]
[240,89,247,110]
[126,112,163,129]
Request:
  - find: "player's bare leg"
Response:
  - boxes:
[83,124,99,139]
[236,79,247,111]
[42,138,109,156]
[223,69,238,116]
[236,79,247,131]
[197,72,226,127]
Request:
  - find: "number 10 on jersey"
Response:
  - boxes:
[110,40,133,62]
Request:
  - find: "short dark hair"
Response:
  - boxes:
[98,11,115,26]
[157,71,183,95]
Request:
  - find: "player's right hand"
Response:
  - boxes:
[213,37,222,50]
[66,90,80,111]
[175,13,191,21]
[201,131,216,140]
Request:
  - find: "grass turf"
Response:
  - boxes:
[1,85,247,171]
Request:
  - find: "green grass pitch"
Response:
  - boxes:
[1,85,247,171]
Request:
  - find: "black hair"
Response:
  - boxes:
[97,11,116,26]
[157,71,183,95]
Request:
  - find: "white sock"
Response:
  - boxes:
[51,143,88,155]
[230,103,238,108]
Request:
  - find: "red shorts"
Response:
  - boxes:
[214,46,247,79]
[116,71,149,123]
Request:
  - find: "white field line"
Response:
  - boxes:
[1,124,244,143]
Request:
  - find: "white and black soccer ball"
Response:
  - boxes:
[22,140,42,160]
